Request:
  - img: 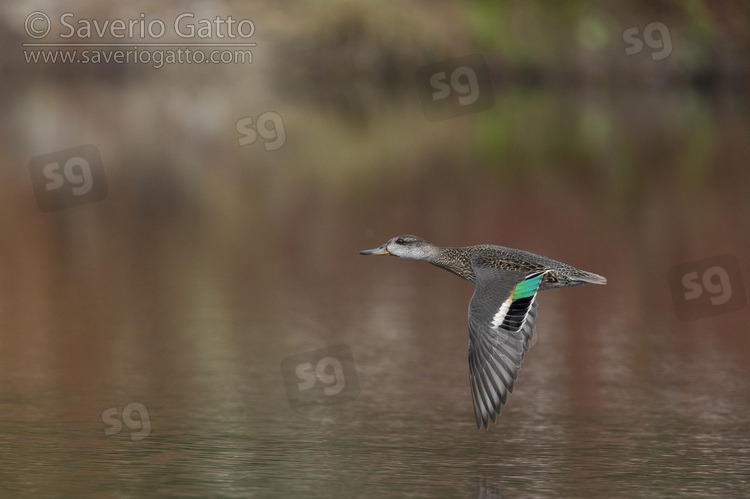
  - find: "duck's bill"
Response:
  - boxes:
[359,245,389,255]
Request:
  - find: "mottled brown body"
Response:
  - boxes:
[427,245,602,289]
[360,235,606,290]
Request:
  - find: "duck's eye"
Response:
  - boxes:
[395,237,405,245]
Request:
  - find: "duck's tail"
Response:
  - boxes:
[573,269,607,285]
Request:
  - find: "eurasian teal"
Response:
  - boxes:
[360,235,606,429]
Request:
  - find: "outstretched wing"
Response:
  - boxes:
[468,264,546,429]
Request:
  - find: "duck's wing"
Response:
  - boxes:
[467,262,547,429]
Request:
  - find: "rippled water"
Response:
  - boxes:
[2,171,748,496]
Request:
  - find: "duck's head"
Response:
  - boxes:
[359,235,438,260]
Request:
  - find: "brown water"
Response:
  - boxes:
[2,3,750,497]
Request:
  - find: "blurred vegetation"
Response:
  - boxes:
[1,0,748,275]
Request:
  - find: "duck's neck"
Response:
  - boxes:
[426,247,477,284]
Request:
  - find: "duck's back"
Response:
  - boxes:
[431,244,606,289]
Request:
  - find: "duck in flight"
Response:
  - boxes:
[360,235,606,429]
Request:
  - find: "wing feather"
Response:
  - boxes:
[468,264,546,429]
